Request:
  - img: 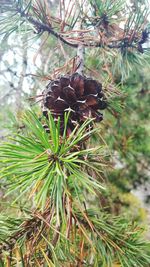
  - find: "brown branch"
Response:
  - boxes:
[16,5,138,50]
[0,207,52,255]
[76,44,84,75]
[17,6,78,48]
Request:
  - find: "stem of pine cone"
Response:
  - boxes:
[76,44,84,75]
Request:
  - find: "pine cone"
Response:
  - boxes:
[42,73,107,134]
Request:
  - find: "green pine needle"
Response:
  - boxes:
[0,110,106,211]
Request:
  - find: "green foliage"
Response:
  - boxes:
[112,50,150,81]
[0,111,105,211]
[104,82,150,192]
[90,0,124,19]
[0,111,150,266]
[0,207,150,266]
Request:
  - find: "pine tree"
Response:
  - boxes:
[0,1,150,266]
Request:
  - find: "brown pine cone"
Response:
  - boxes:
[42,73,107,134]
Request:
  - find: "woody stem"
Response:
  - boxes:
[76,44,85,75]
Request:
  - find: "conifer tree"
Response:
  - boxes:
[0,1,150,266]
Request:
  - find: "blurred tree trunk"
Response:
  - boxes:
[15,36,28,112]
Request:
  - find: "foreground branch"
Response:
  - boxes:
[16,6,141,51]
[17,7,78,48]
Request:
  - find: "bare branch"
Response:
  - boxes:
[76,44,84,74]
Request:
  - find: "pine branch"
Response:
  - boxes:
[0,1,150,266]
[15,7,140,49]
[16,5,78,48]
[1,0,149,51]
[0,206,150,266]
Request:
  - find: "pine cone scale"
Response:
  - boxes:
[42,72,107,133]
